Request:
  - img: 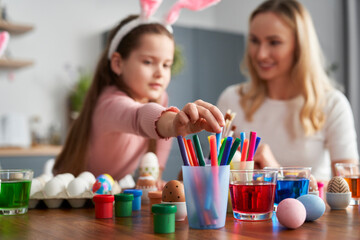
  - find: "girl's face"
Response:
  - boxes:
[120,34,174,103]
[248,12,296,83]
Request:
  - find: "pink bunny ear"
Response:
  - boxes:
[140,0,163,20]
[165,0,221,25]
[0,31,9,57]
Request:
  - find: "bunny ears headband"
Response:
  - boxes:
[108,0,221,59]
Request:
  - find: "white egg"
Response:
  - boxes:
[30,178,44,196]
[44,177,65,197]
[55,173,75,187]
[36,174,52,186]
[67,178,89,197]
[77,171,96,186]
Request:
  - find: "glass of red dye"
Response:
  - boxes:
[229,170,277,221]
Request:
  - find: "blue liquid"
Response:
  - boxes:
[274,179,309,204]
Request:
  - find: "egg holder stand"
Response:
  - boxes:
[29,182,121,209]
[160,201,187,221]
[326,191,352,209]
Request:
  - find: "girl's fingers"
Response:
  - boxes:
[195,118,215,133]
[182,100,225,127]
[176,111,190,126]
[177,100,225,135]
[195,105,222,133]
[194,100,225,126]
[182,103,199,124]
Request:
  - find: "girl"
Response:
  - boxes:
[217,0,358,180]
[53,15,225,188]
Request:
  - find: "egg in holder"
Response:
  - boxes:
[161,180,187,221]
[326,176,351,209]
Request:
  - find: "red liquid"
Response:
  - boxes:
[344,175,360,198]
[229,182,276,214]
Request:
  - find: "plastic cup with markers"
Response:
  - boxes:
[176,130,260,227]
[182,165,230,229]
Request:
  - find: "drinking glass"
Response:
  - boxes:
[0,169,33,215]
[264,167,311,206]
[334,163,360,205]
[229,169,277,221]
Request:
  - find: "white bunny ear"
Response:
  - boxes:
[108,0,169,60]
[140,0,163,20]
[0,31,9,57]
[165,0,221,25]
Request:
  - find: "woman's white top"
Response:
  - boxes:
[217,84,359,180]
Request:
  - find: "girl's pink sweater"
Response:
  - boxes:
[86,86,174,180]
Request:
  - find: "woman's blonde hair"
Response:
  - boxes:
[240,0,333,136]
[53,15,173,176]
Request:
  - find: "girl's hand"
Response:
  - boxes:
[253,144,280,169]
[173,100,225,136]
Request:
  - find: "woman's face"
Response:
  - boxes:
[120,33,174,103]
[248,12,296,83]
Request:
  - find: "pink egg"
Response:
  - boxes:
[276,199,306,229]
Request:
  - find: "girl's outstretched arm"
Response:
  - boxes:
[156,100,225,138]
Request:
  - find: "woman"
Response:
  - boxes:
[217,0,358,180]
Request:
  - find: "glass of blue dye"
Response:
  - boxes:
[264,167,311,208]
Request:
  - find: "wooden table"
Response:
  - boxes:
[0,204,359,240]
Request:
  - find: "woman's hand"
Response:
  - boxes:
[253,144,280,169]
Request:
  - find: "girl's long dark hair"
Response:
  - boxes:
[53,15,173,176]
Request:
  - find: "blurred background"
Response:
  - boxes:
[0,0,358,180]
